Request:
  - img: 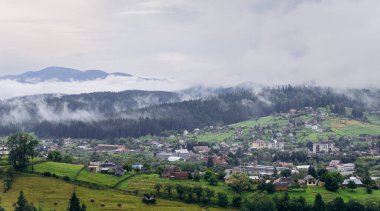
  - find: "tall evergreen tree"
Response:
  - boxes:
[206,156,214,168]
[68,192,82,211]
[15,191,28,211]
[308,166,317,178]
[313,193,325,211]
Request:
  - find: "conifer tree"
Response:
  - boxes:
[15,191,28,211]
[68,192,81,211]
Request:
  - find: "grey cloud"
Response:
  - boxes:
[0,0,379,90]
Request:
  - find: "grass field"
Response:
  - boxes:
[273,187,380,204]
[193,131,235,142]
[118,174,237,201]
[31,162,83,179]
[0,174,224,211]
[324,118,380,136]
[32,162,136,187]
[230,116,289,128]
[367,115,380,125]
[76,170,132,187]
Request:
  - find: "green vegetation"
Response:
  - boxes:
[32,162,83,179]
[274,187,380,204]
[76,170,132,187]
[0,174,222,211]
[326,118,380,136]
[193,131,235,142]
[230,116,289,128]
[367,114,380,125]
[118,174,237,200]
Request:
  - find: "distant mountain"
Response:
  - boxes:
[0,66,133,83]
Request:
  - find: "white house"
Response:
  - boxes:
[313,140,336,153]
[267,140,285,151]
[175,149,191,159]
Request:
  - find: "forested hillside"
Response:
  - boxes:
[0,85,377,139]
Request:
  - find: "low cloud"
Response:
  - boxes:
[0,76,186,100]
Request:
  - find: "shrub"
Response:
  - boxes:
[232,196,242,208]
[43,171,51,177]
[367,186,373,194]
[62,176,71,181]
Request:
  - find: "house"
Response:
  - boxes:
[132,164,143,170]
[342,177,363,186]
[313,140,336,153]
[274,177,293,191]
[115,166,126,176]
[249,176,260,182]
[87,162,100,172]
[278,162,294,168]
[212,156,228,166]
[94,144,127,154]
[251,140,267,150]
[193,146,211,154]
[155,152,174,160]
[329,160,341,167]
[296,165,310,171]
[338,163,355,176]
[161,166,188,180]
[243,165,275,176]
[89,160,125,176]
[63,138,73,145]
[0,145,9,156]
[267,140,285,151]
[172,172,189,180]
[175,149,191,159]
[303,175,318,186]
[168,156,185,162]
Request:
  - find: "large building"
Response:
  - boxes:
[313,140,336,153]
[251,140,267,150]
[267,140,285,151]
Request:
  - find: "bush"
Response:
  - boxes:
[232,196,242,208]
[43,171,51,177]
[367,186,373,194]
[62,176,71,181]
[217,192,228,207]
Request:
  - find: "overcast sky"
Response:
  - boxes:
[1,0,380,90]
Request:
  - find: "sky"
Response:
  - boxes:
[0,0,380,98]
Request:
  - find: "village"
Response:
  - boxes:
[8,107,377,194]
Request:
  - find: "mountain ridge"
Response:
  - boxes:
[0,66,134,83]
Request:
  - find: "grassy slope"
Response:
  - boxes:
[32,162,83,179]
[32,161,135,187]
[190,114,380,143]
[367,115,380,125]
[193,131,235,142]
[76,170,132,187]
[230,116,289,128]
[118,174,237,201]
[274,187,380,204]
[0,175,223,211]
[325,118,380,136]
